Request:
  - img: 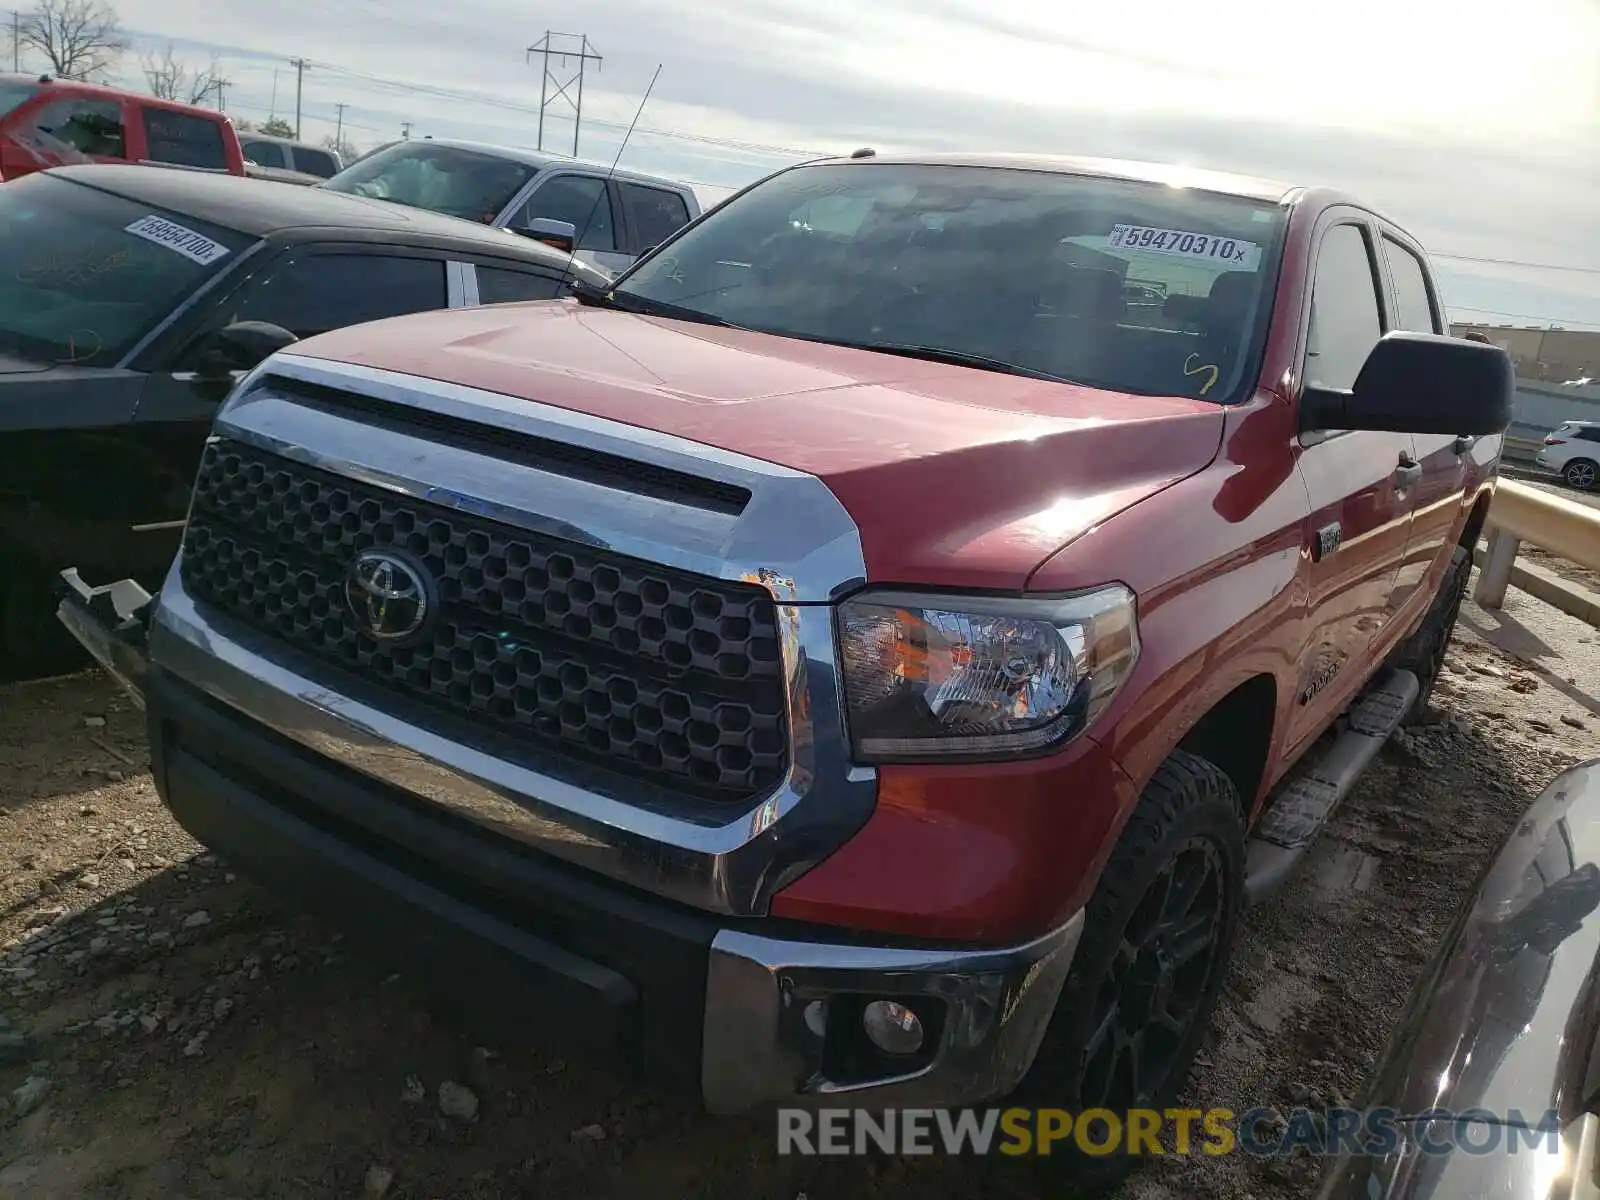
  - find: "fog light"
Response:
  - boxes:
[862,1000,924,1055]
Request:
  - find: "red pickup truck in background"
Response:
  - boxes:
[58,152,1514,1188]
[0,72,246,180]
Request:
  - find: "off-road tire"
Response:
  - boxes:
[1563,458,1598,492]
[1395,544,1470,723]
[1001,750,1245,1193]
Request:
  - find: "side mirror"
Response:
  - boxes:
[193,320,299,380]
[513,217,577,255]
[1301,331,1514,437]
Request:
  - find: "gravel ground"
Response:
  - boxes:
[2,613,1598,1199]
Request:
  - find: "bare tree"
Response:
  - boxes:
[141,43,225,105]
[18,0,128,81]
[322,134,359,164]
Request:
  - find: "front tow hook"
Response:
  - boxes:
[54,568,156,709]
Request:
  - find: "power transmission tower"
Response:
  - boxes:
[525,32,601,157]
[289,57,306,139]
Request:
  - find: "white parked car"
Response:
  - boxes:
[1536,419,1600,490]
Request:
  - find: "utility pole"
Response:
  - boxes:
[289,57,306,139]
[334,102,345,147]
[399,121,411,140]
[525,32,601,157]
[213,77,230,112]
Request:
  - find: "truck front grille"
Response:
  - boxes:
[179,439,790,803]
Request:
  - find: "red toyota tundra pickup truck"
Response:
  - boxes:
[58,152,1512,1172]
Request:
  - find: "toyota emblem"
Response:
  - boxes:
[345,551,431,641]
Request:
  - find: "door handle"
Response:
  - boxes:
[1453,435,1477,455]
[1394,457,1422,487]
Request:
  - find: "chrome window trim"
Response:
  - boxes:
[150,352,876,915]
[445,260,480,307]
[444,259,468,306]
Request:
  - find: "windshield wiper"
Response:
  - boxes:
[794,337,1069,382]
[568,279,736,329]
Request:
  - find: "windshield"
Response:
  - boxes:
[0,173,249,367]
[321,142,537,223]
[617,162,1287,402]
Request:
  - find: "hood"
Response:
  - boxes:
[289,302,1226,588]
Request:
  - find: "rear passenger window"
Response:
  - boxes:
[143,109,227,170]
[618,182,690,252]
[1382,237,1439,334]
[224,253,447,340]
[25,98,125,159]
[1307,223,1383,392]
[293,148,339,179]
[476,266,565,304]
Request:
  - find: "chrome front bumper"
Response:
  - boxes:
[61,567,1085,1111]
[703,912,1084,1112]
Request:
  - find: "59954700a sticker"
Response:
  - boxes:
[1107,224,1262,271]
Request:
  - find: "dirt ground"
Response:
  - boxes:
[3,617,1599,1199]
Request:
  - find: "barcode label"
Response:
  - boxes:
[1107,224,1261,270]
[124,215,231,265]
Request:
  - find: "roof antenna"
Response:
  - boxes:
[561,62,662,294]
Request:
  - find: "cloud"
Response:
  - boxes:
[102,0,1600,325]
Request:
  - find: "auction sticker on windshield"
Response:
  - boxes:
[123,215,232,266]
[1108,224,1262,270]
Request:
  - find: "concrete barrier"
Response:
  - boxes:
[1473,479,1600,626]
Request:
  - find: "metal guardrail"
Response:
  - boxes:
[1474,478,1600,624]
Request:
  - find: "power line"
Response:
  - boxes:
[1434,251,1600,276]
[305,59,833,159]
[1446,304,1600,329]
[226,97,384,136]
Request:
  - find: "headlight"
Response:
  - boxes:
[836,585,1139,762]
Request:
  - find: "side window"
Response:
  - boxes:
[618,182,691,252]
[292,148,339,179]
[219,253,447,340]
[143,109,227,170]
[25,98,126,158]
[1581,427,1600,444]
[516,175,615,252]
[1382,236,1440,334]
[1306,223,1383,392]
[241,139,287,169]
[476,266,565,304]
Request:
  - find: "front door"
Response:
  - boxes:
[503,173,633,274]
[1286,216,1419,758]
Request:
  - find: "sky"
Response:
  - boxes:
[65,0,1600,342]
